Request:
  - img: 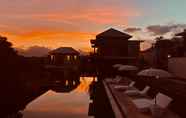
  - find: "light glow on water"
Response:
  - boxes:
[23,77,95,118]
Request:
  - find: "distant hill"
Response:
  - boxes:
[16,46,51,57]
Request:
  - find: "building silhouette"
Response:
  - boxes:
[90,28,142,65]
[49,47,80,65]
[175,29,186,56]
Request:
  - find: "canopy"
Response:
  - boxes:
[137,68,173,78]
[112,64,124,68]
[118,65,139,71]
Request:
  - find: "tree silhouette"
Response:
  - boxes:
[0,36,18,68]
[0,36,17,57]
[0,35,20,81]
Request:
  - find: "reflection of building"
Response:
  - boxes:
[90,28,142,65]
[49,47,80,65]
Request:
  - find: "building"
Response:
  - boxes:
[141,38,172,69]
[128,40,142,58]
[175,29,186,56]
[49,47,80,66]
[91,28,131,57]
[140,47,154,68]
[155,39,172,69]
[90,28,142,65]
[168,30,186,79]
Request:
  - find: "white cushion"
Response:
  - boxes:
[133,93,173,113]
[133,98,154,112]
[150,105,181,118]
[128,81,135,87]
[125,86,150,96]
[112,64,123,68]
[140,86,150,94]
[125,90,140,96]
[150,105,166,118]
[114,85,136,91]
[114,85,129,89]
[154,93,173,108]
[114,81,136,91]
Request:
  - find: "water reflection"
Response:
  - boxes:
[23,77,94,118]
[75,77,95,93]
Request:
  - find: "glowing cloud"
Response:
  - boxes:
[0,0,141,51]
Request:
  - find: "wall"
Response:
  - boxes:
[141,49,155,67]
[168,57,186,79]
[128,42,140,57]
[96,38,128,57]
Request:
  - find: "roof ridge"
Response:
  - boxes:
[96,28,132,39]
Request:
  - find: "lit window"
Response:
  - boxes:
[74,55,77,60]
[168,55,171,58]
[67,55,70,61]
[51,55,55,61]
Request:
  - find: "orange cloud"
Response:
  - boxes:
[25,7,140,25]
[2,30,95,51]
[0,1,141,51]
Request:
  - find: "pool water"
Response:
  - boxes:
[23,77,94,118]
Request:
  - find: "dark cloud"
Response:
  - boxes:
[124,27,141,33]
[17,46,51,57]
[146,24,186,35]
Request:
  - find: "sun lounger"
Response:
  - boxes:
[112,64,123,69]
[125,86,150,97]
[114,81,136,91]
[150,104,181,118]
[132,93,173,113]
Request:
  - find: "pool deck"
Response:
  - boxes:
[103,80,153,118]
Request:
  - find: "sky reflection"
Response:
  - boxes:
[23,77,94,118]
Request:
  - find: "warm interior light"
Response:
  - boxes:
[67,55,71,61]
[74,55,77,60]
[51,55,55,61]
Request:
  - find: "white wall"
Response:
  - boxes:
[168,57,186,79]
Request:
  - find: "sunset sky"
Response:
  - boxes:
[0,0,186,54]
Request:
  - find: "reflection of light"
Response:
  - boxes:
[23,77,96,118]
[65,80,69,86]
[73,81,76,85]
[75,77,95,93]
[23,90,90,117]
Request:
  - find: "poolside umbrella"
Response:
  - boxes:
[137,68,173,78]
[137,68,173,104]
[117,65,139,79]
[112,64,124,69]
[118,65,139,71]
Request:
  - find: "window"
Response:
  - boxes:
[74,55,77,60]
[67,55,71,61]
[51,55,55,61]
